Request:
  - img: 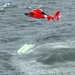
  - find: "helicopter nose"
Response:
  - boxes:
[25,13,28,15]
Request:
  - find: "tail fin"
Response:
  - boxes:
[47,10,60,21]
[53,10,60,21]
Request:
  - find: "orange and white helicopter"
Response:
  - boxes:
[24,5,60,21]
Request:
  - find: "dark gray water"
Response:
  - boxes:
[0,0,75,75]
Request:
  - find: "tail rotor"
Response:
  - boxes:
[53,10,60,21]
[47,10,60,21]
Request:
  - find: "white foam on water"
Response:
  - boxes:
[0,3,11,8]
[17,41,75,55]
[0,2,12,11]
[13,41,75,75]
[17,44,35,54]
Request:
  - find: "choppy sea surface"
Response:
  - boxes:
[0,0,75,75]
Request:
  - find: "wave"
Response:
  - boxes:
[0,2,18,11]
[0,3,11,10]
[17,40,75,64]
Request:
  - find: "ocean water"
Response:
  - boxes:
[0,0,75,75]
